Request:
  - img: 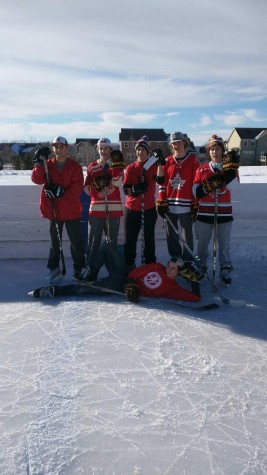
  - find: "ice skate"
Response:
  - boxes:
[29,286,56,298]
[220,265,233,286]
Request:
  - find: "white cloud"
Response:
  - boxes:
[0,0,267,145]
[215,109,267,127]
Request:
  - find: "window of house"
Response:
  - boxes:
[124,142,129,149]
[243,151,254,158]
[157,142,161,148]
[243,140,248,146]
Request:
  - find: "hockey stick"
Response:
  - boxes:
[43,158,66,276]
[138,155,159,266]
[140,172,145,266]
[102,162,111,243]
[75,280,219,311]
[212,189,219,292]
[103,187,111,243]
[164,214,246,307]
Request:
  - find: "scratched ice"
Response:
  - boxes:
[0,168,267,474]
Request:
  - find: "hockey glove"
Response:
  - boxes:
[110,149,124,169]
[131,181,148,196]
[44,184,65,200]
[123,280,140,303]
[156,199,169,218]
[223,149,240,172]
[91,174,111,191]
[203,173,224,194]
[33,147,51,165]
[123,183,132,196]
[191,202,199,222]
[178,262,204,282]
[151,148,166,166]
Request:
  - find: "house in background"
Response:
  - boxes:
[227,128,267,165]
[255,130,267,165]
[119,128,169,163]
[75,138,100,166]
[194,145,208,163]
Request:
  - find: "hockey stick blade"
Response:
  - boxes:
[215,295,246,307]
[164,215,246,307]
[76,281,220,311]
[209,279,246,307]
[143,154,158,171]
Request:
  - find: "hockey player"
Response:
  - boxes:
[31,136,85,284]
[82,138,124,282]
[192,134,239,285]
[123,136,165,268]
[30,242,201,302]
[156,131,200,295]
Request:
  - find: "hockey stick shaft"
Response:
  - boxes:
[140,173,145,266]
[43,158,66,275]
[102,162,111,243]
[103,187,111,243]
[212,190,219,292]
[76,281,219,311]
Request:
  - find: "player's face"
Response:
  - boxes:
[136,147,149,163]
[166,261,178,279]
[52,143,68,161]
[209,145,223,163]
[171,141,185,157]
[98,146,111,162]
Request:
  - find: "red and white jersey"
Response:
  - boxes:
[84,160,123,218]
[193,162,237,222]
[123,160,159,211]
[158,152,199,214]
[129,262,199,302]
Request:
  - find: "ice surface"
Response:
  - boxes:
[0,168,267,474]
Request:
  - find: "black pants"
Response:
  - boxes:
[52,242,128,297]
[124,206,157,267]
[47,219,85,272]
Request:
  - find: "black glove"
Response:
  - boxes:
[44,184,65,200]
[203,173,224,193]
[123,280,140,303]
[223,149,240,172]
[33,147,51,165]
[131,181,148,196]
[110,149,124,169]
[123,183,132,196]
[156,199,169,218]
[151,148,165,166]
[91,174,111,191]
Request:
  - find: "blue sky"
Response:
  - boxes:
[0,0,267,147]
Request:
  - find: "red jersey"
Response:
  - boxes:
[193,163,236,223]
[31,157,83,221]
[129,262,200,302]
[123,160,159,211]
[158,152,199,214]
[84,160,123,218]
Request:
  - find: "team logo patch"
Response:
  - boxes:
[144,271,162,289]
[170,173,186,189]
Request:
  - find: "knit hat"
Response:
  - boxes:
[52,136,68,146]
[135,136,150,154]
[170,131,184,143]
[208,134,225,151]
[97,138,112,148]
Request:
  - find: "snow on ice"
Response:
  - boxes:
[0,167,267,474]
